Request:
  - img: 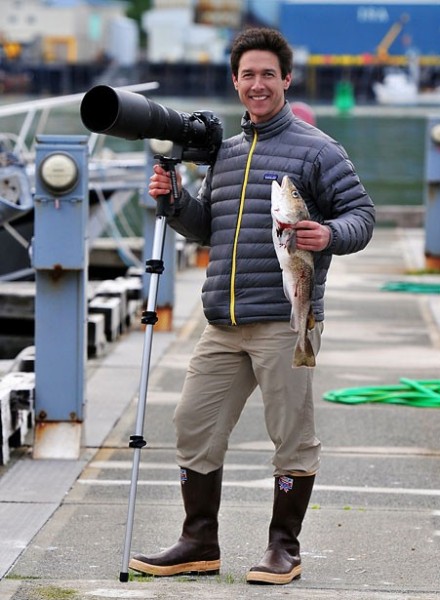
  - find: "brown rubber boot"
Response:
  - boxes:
[246,474,315,585]
[129,466,222,576]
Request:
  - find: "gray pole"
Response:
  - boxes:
[120,214,167,581]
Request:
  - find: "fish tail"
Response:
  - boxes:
[293,336,316,368]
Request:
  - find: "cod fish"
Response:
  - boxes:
[271,175,316,368]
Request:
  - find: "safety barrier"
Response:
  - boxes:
[0,348,35,464]
[0,270,143,465]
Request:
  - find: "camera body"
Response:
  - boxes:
[80,85,223,165]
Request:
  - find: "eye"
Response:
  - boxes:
[291,191,299,198]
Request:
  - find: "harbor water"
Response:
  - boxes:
[318,113,426,206]
[221,108,428,208]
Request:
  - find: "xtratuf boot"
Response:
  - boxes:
[129,467,222,576]
[247,474,315,585]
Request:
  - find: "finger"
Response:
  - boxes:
[153,163,167,175]
[149,181,171,198]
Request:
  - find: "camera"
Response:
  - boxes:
[80,85,223,165]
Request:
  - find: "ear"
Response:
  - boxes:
[284,73,292,90]
[232,74,239,90]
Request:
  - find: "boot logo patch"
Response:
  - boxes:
[180,468,188,485]
[279,476,294,493]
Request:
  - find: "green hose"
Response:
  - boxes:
[382,281,440,294]
[323,378,440,408]
[331,282,440,406]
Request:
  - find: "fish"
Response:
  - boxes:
[271,175,316,368]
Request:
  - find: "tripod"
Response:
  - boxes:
[119,152,182,582]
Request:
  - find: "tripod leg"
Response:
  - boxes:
[119,215,167,582]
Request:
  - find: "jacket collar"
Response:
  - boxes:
[241,101,293,140]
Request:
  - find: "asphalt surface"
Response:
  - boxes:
[1,227,440,600]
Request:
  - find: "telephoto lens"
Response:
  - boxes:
[81,85,208,144]
[81,85,222,164]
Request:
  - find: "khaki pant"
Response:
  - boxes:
[174,321,323,477]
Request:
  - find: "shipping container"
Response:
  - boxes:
[280,1,440,65]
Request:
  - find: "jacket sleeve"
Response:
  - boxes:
[309,140,376,255]
[166,168,213,245]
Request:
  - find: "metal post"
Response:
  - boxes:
[32,135,89,459]
[425,117,440,270]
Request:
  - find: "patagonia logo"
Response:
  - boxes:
[264,173,279,181]
[279,476,294,493]
[180,468,188,485]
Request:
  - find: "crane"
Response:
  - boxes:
[376,13,410,62]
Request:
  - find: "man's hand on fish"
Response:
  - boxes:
[293,220,331,252]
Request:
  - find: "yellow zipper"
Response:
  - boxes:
[229,129,258,325]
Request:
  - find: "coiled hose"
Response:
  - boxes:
[381,281,440,294]
[323,378,440,408]
[324,280,440,407]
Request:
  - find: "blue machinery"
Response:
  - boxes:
[33,135,89,459]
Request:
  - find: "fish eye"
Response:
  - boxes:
[291,191,299,198]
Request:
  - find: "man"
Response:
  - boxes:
[129,27,375,585]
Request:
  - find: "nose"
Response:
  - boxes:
[251,75,265,89]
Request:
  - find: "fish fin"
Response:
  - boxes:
[289,311,297,332]
[286,230,297,253]
[306,309,316,331]
[285,287,297,329]
[292,336,316,368]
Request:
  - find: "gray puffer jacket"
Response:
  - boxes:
[167,101,375,325]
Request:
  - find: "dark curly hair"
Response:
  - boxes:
[230,27,293,79]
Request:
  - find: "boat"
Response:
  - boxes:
[373,68,440,106]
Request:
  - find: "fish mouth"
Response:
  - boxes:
[281,176,292,191]
[275,219,294,232]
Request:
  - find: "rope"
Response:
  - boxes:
[323,378,440,408]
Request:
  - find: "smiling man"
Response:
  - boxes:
[232,51,291,123]
[129,27,375,586]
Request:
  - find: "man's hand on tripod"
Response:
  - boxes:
[149,164,182,201]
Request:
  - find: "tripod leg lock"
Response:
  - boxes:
[146,259,164,274]
[141,310,158,325]
[129,435,147,449]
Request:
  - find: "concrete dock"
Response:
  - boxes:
[0,227,440,600]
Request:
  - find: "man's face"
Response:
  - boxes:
[232,50,291,124]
